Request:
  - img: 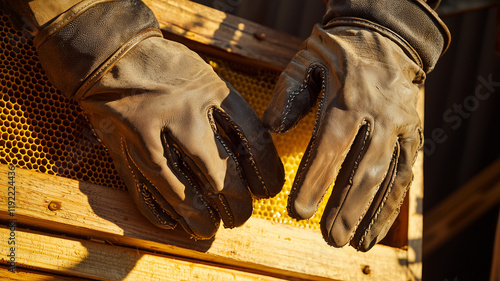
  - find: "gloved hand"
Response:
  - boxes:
[264,0,450,251]
[5,0,284,239]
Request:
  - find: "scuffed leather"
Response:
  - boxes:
[323,0,451,73]
[264,23,428,251]
[25,0,285,239]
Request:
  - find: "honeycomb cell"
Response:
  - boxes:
[0,9,126,190]
[0,9,329,231]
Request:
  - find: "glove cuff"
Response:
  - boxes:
[33,0,162,99]
[323,0,451,73]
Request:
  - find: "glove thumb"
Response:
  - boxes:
[263,59,325,133]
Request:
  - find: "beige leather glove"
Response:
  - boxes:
[264,0,450,251]
[4,0,284,239]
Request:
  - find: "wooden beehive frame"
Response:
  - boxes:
[0,0,424,280]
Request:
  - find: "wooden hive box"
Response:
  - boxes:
[0,0,424,280]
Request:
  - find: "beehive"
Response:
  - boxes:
[0,9,328,231]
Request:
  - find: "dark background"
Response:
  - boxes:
[191,1,500,280]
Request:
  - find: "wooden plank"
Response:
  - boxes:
[0,227,293,281]
[0,265,90,281]
[0,164,411,281]
[142,0,303,71]
[423,156,500,257]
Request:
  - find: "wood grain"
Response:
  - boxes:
[142,0,303,71]
[0,228,292,281]
[0,164,412,281]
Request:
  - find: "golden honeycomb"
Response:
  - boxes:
[0,10,124,189]
[0,9,327,231]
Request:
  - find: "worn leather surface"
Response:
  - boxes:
[15,0,285,239]
[264,23,429,251]
[323,0,450,73]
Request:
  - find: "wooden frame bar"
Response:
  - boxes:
[0,164,417,280]
[142,0,304,71]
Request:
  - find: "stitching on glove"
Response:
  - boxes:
[275,66,317,133]
[168,146,222,230]
[286,65,327,219]
[209,107,269,197]
[76,28,163,100]
[207,107,245,228]
[120,140,178,228]
[347,122,372,187]
[335,121,377,246]
[168,135,235,229]
[34,0,114,47]
[216,193,235,229]
[137,182,177,229]
[160,130,224,228]
[356,142,400,250]
[122,139,220,236]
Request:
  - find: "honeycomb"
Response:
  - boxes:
[0,9,327,231]
[0,10,124,189]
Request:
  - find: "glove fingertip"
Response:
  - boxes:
[287,196,317,221]
[351,221,392,252]
[321,225,352,249]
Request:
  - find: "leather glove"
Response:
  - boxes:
[5,0,284,239]
[264,0,450,251]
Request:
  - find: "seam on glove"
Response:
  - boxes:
[34,0,115,47]
[209,107,269,198]
[76,28,163,100]
[274,66,318,134]
[121,140,179,228]
[356,142,400,250]
[122,139,220,236]
[216,194,235,229]
[167,146,222,230]
[207,107,244,228]
[137,182,177,229]
[324,17,423,70]
[286,65,327,219]
[160,130,224,230]
[360,174,412,251]
[331,121,376,246]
